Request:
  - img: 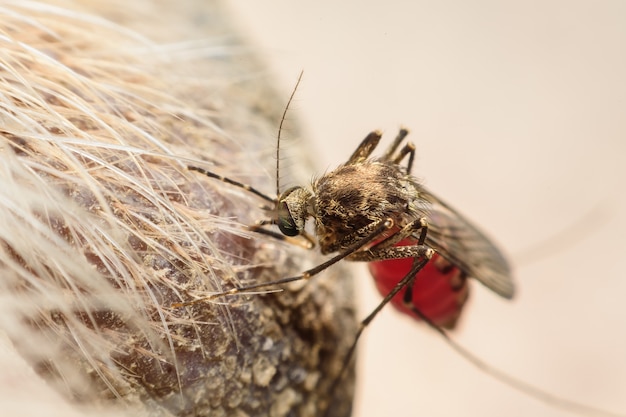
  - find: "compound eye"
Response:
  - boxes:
[277,200,299,236]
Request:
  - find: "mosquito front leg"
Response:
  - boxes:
[172,218,394,307]
[187,165,276,204]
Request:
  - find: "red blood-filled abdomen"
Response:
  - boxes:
[368,240,469,329]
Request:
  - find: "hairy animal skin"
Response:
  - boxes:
[0,2,355,416]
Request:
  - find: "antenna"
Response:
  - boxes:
[276,70,304,197]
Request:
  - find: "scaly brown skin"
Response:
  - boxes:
[0,2,356,417]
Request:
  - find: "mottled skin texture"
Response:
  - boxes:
[0,3,357,417]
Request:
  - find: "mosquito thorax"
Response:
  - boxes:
[276,186,314,237]
[311,161,424,255]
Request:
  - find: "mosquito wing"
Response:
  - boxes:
[420,187,515,299]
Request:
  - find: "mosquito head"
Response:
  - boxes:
[277,186,313,237]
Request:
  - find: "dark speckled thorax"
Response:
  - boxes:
[312,160,429,254]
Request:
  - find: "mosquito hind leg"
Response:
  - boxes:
[381,128,409,160]
[323,246,434,417]
[377,128,416,173]
[392,142,416,173]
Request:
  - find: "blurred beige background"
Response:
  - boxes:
[227,2,626,417]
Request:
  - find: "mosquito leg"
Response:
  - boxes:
[359,245,433,323]
[346,131,383,165]
[323,246,434,417]
[376,127,415,173]
[242,218,394,288]
[172,218,394,307]
[186,167,310,245]
[187,165,276,204]
[348,220,429,263]
[380,127,409,162]
[364,217,428,252]
[392,142,416,173]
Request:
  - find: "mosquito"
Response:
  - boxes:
[174,74,623,417]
